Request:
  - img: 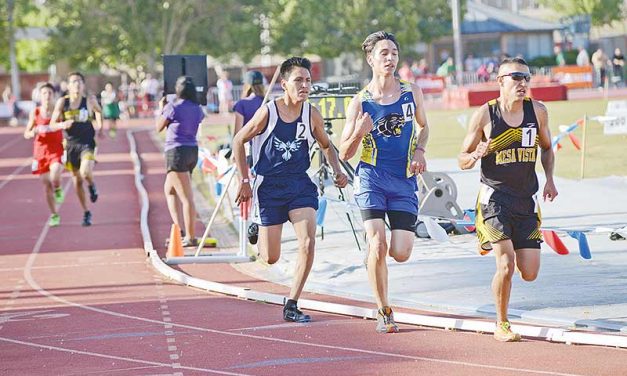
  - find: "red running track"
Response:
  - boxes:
[0,121,625,376]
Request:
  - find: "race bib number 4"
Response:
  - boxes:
[402,103,415,122]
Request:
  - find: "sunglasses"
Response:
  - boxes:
[499,72,531,82]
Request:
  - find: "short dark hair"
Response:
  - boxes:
[280,57,311,80]
[500,57,528,67]
[67,71,85,82]
[175,76,198,103]
[40,82,55,91]
[362,31,399,56]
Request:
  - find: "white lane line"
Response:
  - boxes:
[153,274,180,369]
[0,261,144,272]
[0,336,250,376]
[0,159,30,191]
[13,128,587,376]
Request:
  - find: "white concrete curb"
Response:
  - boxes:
[128,129,627,349]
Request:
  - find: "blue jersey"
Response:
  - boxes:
[359,80,418,178]
[251,100,315,177]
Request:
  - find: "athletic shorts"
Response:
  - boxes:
[65,142,96,172]
[166,146,198,174]
[354,163,418,230]
[252,174,318,226]
[32,142,64,175]
[475,184,543,252]
[103,103,120,120]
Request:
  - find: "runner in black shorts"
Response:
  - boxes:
[458,57,558,342]
[51,71,103,227]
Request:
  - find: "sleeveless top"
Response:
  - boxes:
[481,97,540,198]
[359,80,418,178]
[62,96,95,145]
[34,107,63,146]
[251,100,314,177]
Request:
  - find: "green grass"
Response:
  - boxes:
[200,98,626,179]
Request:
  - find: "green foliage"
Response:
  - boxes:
[537,0,625,27]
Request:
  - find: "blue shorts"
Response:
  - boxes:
[354,163,418,215]
[252,174,318,226]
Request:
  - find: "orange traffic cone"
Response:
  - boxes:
[167,223,184,258]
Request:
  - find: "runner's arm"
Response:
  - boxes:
[534,101,558,201]
[233,106,269,204]
[410,84,429,174]
[458,104,490,170]
[23,108,37,139]
[339,96,371,161]
[49,97,71,131]
[155,97,170,132]
[311,108,348,188]
[88,95,103,131]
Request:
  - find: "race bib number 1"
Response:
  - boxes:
[521,127,536,147]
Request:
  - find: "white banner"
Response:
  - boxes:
[595,100,627,135]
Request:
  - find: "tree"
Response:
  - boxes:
[537,0,625,27]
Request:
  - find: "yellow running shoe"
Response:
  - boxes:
[376,306,399,333]
[494,321,521,342]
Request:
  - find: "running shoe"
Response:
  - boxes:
[247,223,259,245]
[181,237,199,247]
[376,306,399,333]
[54,187,64,204]
[48,213,60,227]
[82,211,92,227]
[88,184,98,203]
[283,301,311,323]
[493,321,521,342]
[108,128,117,138]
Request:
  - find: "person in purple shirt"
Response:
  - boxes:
[233,70,266,136]
[233,71,267,245]
[156,76,205,247]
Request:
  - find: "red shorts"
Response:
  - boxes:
[32,142,64,175]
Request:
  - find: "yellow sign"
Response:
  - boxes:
[309,96,353,120]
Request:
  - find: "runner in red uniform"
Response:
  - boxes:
[24,83,65,227]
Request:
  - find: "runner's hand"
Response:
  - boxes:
[333,172,348,188]
[355,110,373,136]
[410,152,427,175]
[23,129,35,139]
[235,181,252,204]
[472,138,491,160]
[543,180,558,202]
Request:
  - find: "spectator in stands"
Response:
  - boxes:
[412,58,429,75]
[554,46,566,66]
[576,46,590,67]
[398,60,414,82]
[611,48,624,87]
[216,70,233,114]
[591,48,608,88]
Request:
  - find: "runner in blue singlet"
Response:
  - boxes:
[339,31,430,334]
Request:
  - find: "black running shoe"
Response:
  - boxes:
[82,211,92,227]
[88,184,98,203]
[283,302,311,323]
[247,223,259,245]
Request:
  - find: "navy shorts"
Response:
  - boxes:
[252,174,318,226]
[354,163,418,220]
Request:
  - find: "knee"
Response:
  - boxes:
[368,238,388,262]
[263,253,280,265]
[520,269,538,282]
[496,260,515,279]
[392,250,411,263]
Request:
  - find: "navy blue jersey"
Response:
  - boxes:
[251,100,315,177]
